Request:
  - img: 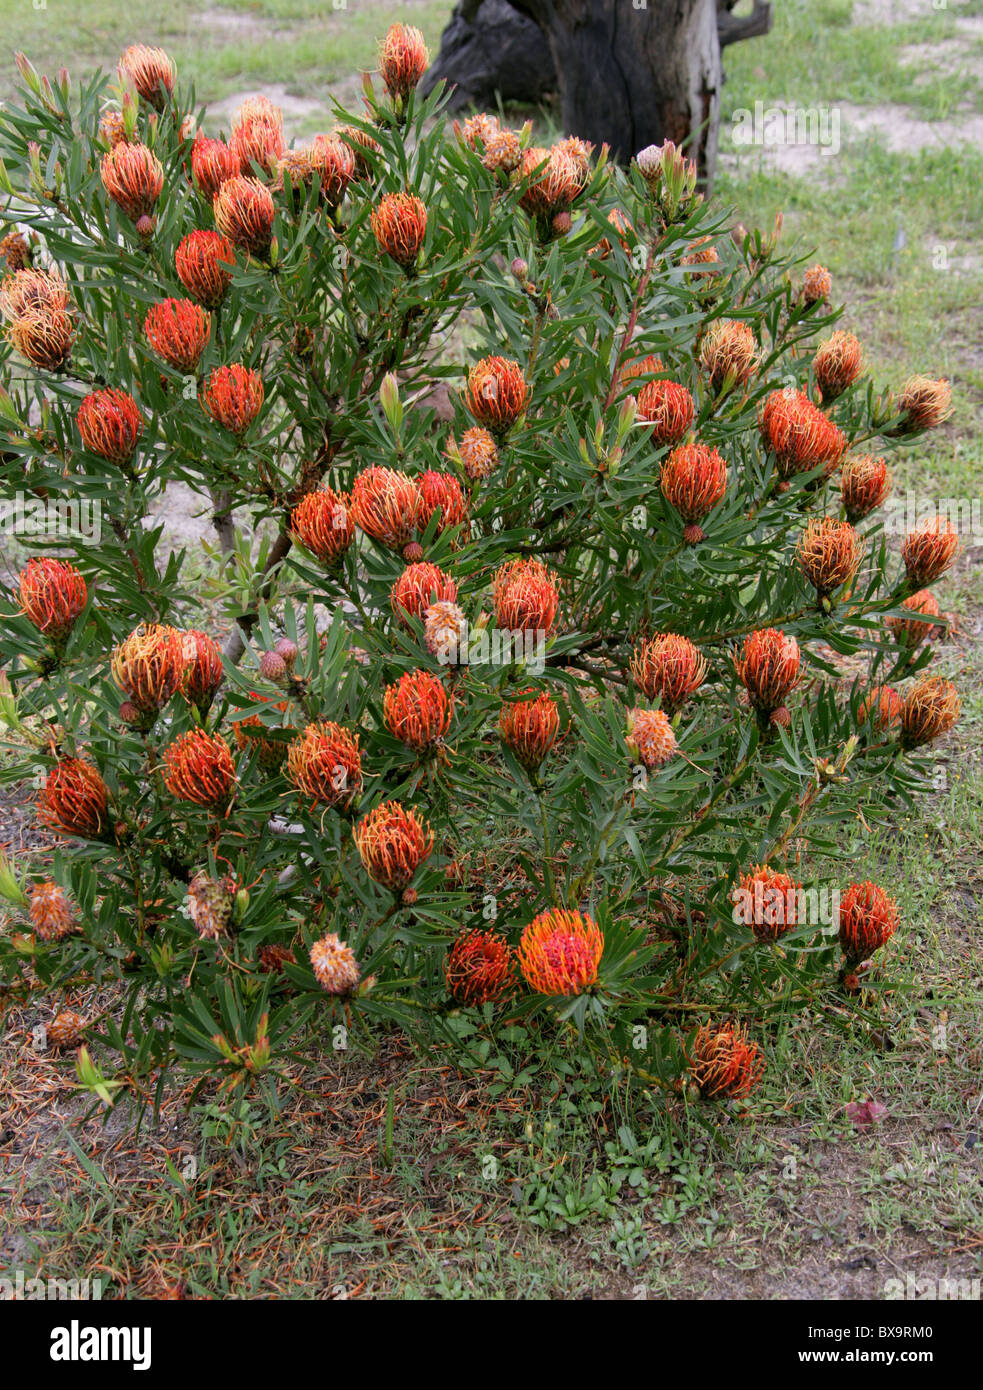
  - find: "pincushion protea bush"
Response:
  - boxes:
[0,32,962,1115]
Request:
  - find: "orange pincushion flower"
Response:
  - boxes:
[0,229,30,271]
[181,629,223,711]
[858,684,903,730]
[371,192,427,268]
[887,589,940,647]
[286,721,361,807]
[838,881,898,963]
[796,518,863,598]
[626,707,677,770]
[232,693,295,771]
[630,633,708,713]
[661,442,727,539]
[901,515,960,587]
[190,134,237,202]
[310,933,361,995]
[175,229,235,309]
[518,908,604,997]
[424,600,468,664]
[840,454,891,522]
[733,865,800,940]
[465,356,529,433]
[18,557,87,639]
[77,387,143,464]
[482,127,522,174]
[519,146,581,215]
[307,135,356,206]
[699,319,758,393]
[492,558,558,635]
[735,628,800,713]
[119,44,175,110]
[619,354,663,390]
[813,331,865,402]
[391,562,458,626]
[445,929,515,1006]
[100,143,163,227]
[0,268,68,320]
[111,623,188,712]
[499,690,560,769]
[213,176,275,258]
[688,1022,764,1099]
[758,388,845,477]
[801,263,831,305]
[379,23,429,100]
[384,669,452,750]
[28,880,77,942]
[201,363,264,433]
[456,426,499,481]
[900,676,960,749]
[1,270,73,370]
[353,800,434,890]
[163,730,235,808]
[38,758,108,839]
[417,470,468,534]
[895,375,952,434]
[144,298,210,372]
[636,378,695,447]
[229,104,286,178]
[290,488,354,564]
[351,466,421,550]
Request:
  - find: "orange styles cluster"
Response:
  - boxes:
[688,1023,764,1099]
[201,364,264,433]
[445,929,514,1006]
[144,298,210,372]
[796,518,863,599]
[379,23,429,102]
[758,388,845,478]
[176,230,235,309]
[0,267,73,370]
[660,443,727,542]
[630,633,707,714]
[735,628,800,717]
[464,356,529,434]
[492,558,558,634]
[499,690,561,770]
[371,193,427,268]
[518,909,604,996]
[286,722,362,807]
[353,801,434,890]
[838,882,898,964]
[384,670,452,750]
[77,388,144,464]
[291,489,354,565]
[38,759,109,839]
[163,731,236,808]
[18,558,87,640]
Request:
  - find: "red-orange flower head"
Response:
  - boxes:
[229,99,286,178]
[351,465,421,551]
[886,589,940,648]
[813,331,865,403]
[688,1022,764,1099]
[518,908,604,997]
[384,669,452,750]
[29,880,77,942]
[144,297,210,373]
[1,268,73,371]
[77,387,143,464]
[417,469,468,537]
[465,355,529,435]
[18,557,87,639]
[311,933,361,995]
[734,628,800,714]
[456,426,499,481]
[796,517,863,599]
[626,707,677,770]
[699,319,759,394]
[618,354,663,392]
[200,363,263,434]
[100,142,164,226]
[801,263,831,306]
[838,881,898,964]
[290,488,354,565]
[0,229,30,272]
[630,633,708,714]
[379,23,429,101]
[175,229,235,310]
[900,676,960,750]
[190,132,237,202]
[353,800,434,890]
[733,864,801,941]
[857,684,903,731]
[661,442,727,542]
[840,454,891,522]
[901,515,960,587]
[286,721,361,807]
[370,191,427,269]
[163,730,235,808]
[111,623,188,713]
[895,375,952,434]
[232,693,294,771]
[38,758,108,839]
[118,44,175,111]
[492,557,559,635]
[758,388,846,478]
[181,629,223,712]
[499,689,560,770]
[213,175,275,258]
[391,561,458,627]
[0,267,68,320]
[636,377,695,448]
[445,929,515,1006]
[518,146,582,215]
[307,134,356,206]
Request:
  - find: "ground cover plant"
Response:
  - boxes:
[0,23,967,1131]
